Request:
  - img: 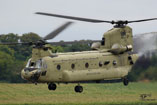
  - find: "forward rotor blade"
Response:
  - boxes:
[48,40,101,46]
[128,18,157,23]
[36,12,112,24]
[0,42,34,45]
[43,22,73,40]
[0,42,23,45]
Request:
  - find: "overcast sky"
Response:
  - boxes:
[1,0,157,41]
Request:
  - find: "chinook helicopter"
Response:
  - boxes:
[2,12,157,93]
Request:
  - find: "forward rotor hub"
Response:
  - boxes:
[34,40,46,48]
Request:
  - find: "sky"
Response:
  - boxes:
[1,0,157,42]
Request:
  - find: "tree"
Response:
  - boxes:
[128,54,157,81]
[0,33,19,43]
[0,33,41,82]
[63,43,91,52]
[20,32,41,42]
[0,51,14,82]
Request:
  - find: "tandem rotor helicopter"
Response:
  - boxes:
[2,12,157,93]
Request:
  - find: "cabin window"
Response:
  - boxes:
[71,64,75,69]
[57,64,61,70]
[85,63,89,68]
[128,56,132,60]
[130,61,134,65]
[113,60,117,65]
[104,61,110,65]
[99,62,103,67]
[101,38,105,45]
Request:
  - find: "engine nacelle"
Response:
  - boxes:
[91,42,101,50]
[109,44,132,54]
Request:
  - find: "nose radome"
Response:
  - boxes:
[21,69,34,80]
[21,69,41,82]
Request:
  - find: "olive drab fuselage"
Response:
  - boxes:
[21,26,138,83]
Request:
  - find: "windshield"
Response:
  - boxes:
[35,59,42,68]
[26,59,43,69]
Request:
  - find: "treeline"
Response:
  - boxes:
[128,52,157,81]
[0,33,156,83]
[0,33,41,82]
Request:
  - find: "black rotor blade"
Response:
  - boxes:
[43,22,73,40]
[128,18,157,23]
[0,42,34,46]
[0,42,22,45]
[36,12,157,25]
[36,12,112,24]
[48,40,101,46]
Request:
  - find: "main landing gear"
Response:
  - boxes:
[122,77,129,86]
[74,84,83,93]
[48,83,57,90]
[48,83,83,93]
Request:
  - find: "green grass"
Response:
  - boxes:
[0,82,157,105]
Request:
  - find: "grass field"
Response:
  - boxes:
[0,82,157,105]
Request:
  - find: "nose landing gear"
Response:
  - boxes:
[48,83,57,90]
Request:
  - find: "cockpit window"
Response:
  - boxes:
[26,59,32,68]
[26,59,43,69]
[35,59,42,68]
[30,62,35,66]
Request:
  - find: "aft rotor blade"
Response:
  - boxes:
[36,12,112,24]
[43,22,73,40]
[128,18,157,23]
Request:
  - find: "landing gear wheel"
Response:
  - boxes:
[74,85,83,93]
[122,77,129,86]
[48,83,57,90]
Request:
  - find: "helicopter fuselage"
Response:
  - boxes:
[21,50,138,83]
